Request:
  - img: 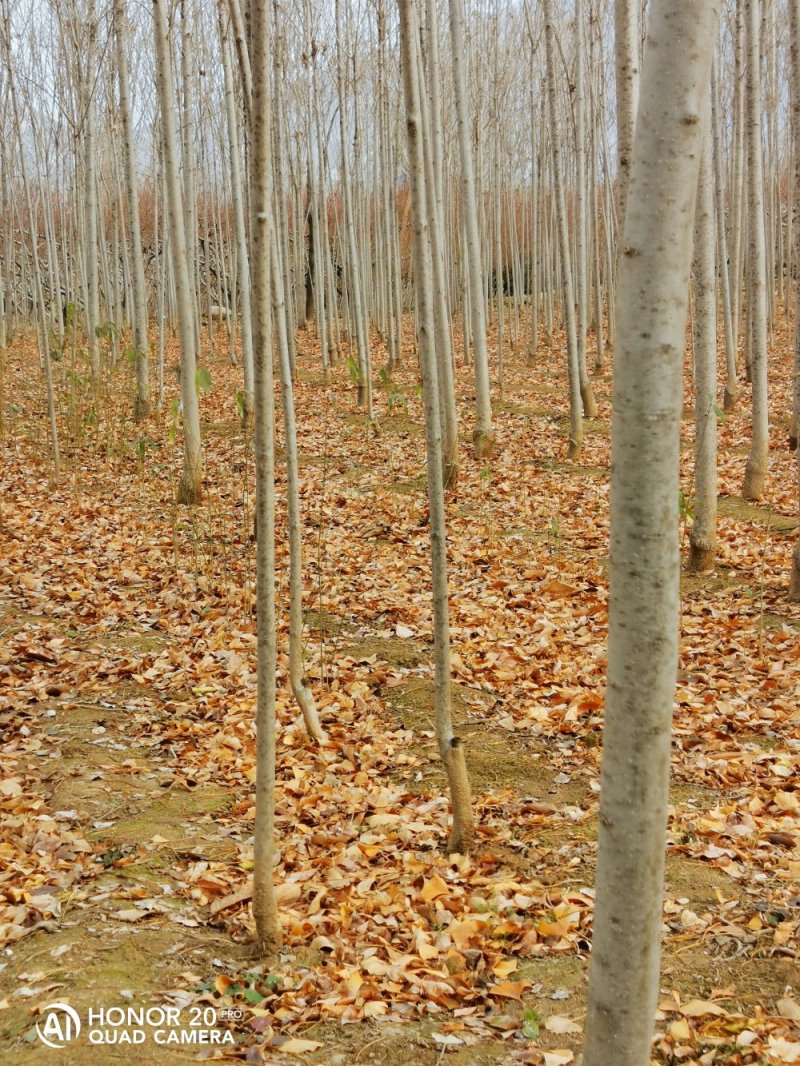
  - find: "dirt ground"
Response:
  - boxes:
[1,321,799,1064]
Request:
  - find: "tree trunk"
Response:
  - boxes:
[219,3,254,426]
[742,0,769,500]
[614,0,640,237]
[419,0,459,484]
[249,0,281,956]
[688,121,718,573]
[335,0,373,419]
[788,0,800,598]
[712,63,737,413]
[84,0,101,384]
[398,0,473,856]
[272,229,326,743]
[543,0,586,456]
[448,0,493,457]
[115,0,150,420]
[153,0,203,503]
[583,1,720,1062]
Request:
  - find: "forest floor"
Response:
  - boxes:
[1,316,799,1066]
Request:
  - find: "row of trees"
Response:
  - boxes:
[1,1,797,478]
[1,0,798,1060]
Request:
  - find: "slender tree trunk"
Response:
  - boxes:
[543,0,586,456]
[742,0,769,500]
[249,0,281,956]
[689,121,718,573]
[419,0,458,483]
[583,1,720,1062]
[448,0,493,457]
[712,64,737,413]
[614,0,640,237]
[180,0,200,350]
[153,0,203,503]
[335,0,373,419]
[115,0,150,420]
[219,2,254,425]
[272,230,326,743]
[731,0,746,358]
[788,0,800,598]
[84,0,101,384]
[398,0,473,856]
[575,0,591,401]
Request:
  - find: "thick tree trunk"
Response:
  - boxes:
[583,1,720,1062]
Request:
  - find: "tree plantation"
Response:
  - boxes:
[1,0,799,1063]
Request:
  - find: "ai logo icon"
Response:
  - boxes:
[36,1003,81,1049]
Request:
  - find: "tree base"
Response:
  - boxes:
[687,539,715,572]
[443,459,459,491]
[723,386,737,413]
[444,737,474,856]
[252,881,282,957]
[292,677,327,745]
[134,396,151,421]
[176,473,202,505]
[566,437,582,461]
[742,457,766,500]
[473,429,496,459]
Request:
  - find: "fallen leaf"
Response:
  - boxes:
[278,1038,324,1056]
[777,998,800,1022]
[680,999,728,1018]
[544,1015,582,1034]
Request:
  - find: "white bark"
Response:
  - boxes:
[399,0,473,856]
[711,63,737,413]
[219,4,254,425]
[583,1,720,1062]
[788,0,800,598]
[614,0,640,235]
[114,0,150,420]
[543,0,587,456]
[448,0,493,456]
[335,0,373,419]
[153,0,203,503]
[742,0,769,500]
[84,0,100,383]
[689,121,718,573]
[249,0,281,956]
[271,229,326,744]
